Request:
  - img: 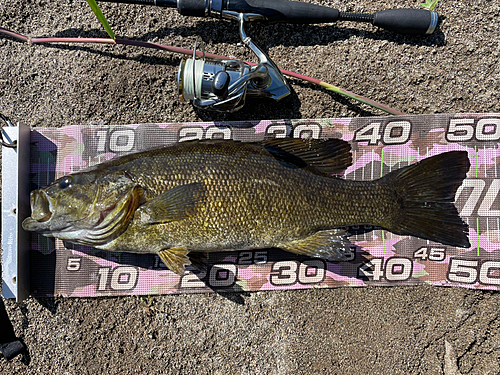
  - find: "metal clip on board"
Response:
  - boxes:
[1,115,30,302]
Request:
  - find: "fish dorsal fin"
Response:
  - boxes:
[262,138,352,176]
[279,229,354,261]
[135,182,205,225]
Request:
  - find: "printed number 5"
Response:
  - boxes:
[67,257,81,271]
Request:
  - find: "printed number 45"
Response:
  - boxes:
[413,247,446,262]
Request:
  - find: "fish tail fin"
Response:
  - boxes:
[382,151,470,248]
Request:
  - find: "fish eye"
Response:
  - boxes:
[59,176,73,189]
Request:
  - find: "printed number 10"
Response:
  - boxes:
[97,266,139,291]
[96,129,135,152]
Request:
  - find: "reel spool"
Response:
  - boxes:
[177,13,291,112]
[178,57,252,112]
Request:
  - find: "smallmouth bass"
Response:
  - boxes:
[22,139,471,275]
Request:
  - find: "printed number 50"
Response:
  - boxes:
[448,259,500,285]
[446,118,500,142]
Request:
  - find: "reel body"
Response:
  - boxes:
[178,59,250,112]
[177,13,291,112]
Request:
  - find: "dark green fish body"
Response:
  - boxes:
[105,142,382,249]
[23,139,471,275]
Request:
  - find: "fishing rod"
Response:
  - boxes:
[95,0,439,112]
[97,0,438,35]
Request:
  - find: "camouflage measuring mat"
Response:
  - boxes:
[27,114,500,297]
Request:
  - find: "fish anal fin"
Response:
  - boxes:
[280,229,353,261]
[158,247,191,275]
[136,182,205,225]
[262,138,352,176]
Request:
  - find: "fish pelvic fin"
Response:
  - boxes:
[158,247,191,275]
[280,229,354,261]
[382,151,470,248]
[135,183,205,225]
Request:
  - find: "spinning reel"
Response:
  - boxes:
[98,0,439,112]
[177,14,290,112]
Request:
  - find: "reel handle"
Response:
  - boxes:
[219,0,438,35]
[95,0,177,6]
[371,9,439,35]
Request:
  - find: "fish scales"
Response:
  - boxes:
[104,145,388,252]
[22,139,471,275]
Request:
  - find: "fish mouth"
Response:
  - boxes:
[30,190,52,222]
[22,190,54,232]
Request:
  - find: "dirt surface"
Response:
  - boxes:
[1,0,500,373]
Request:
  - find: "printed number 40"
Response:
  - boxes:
[358,257,413,281]
[354,121,411,145]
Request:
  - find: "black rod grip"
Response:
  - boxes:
[373,9,438,35]
[225,0,339,24]
[178,0,206,17]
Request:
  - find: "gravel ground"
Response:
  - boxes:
[1,0,500,373]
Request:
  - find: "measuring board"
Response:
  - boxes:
[3,113,500,300]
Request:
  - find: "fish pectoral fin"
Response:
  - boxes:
[280,229,353,261]
[158,247,191,275]
[136,183,205,225]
